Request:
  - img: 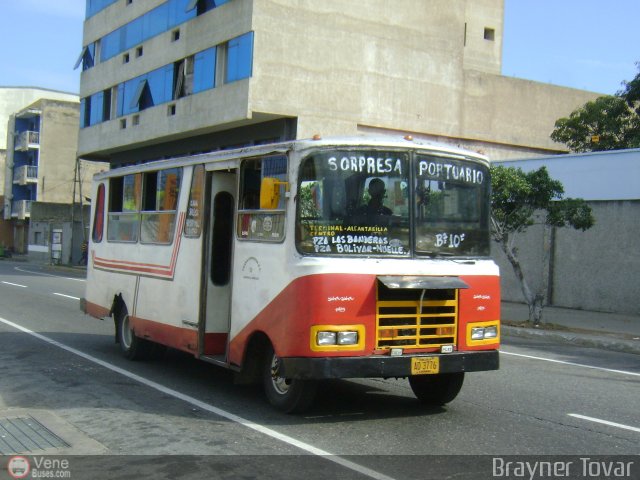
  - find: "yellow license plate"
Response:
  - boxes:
[411,357,440,375]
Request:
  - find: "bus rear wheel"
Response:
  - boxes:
[116,310,153,361]
[262,345,317,413]
[409,372,465,406]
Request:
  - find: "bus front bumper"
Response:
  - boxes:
[279,350,499,379]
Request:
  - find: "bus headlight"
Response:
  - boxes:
[471,327,486,340]
[483,326,498,339]
[337,331,358,345]
[317,331,337,345]
[311,325,365,350]
[468,322,500,343]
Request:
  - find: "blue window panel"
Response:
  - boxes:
[89,92,105,126]
[75,43,96,71]
[118,78,142,116]
[168,0,198,28]
[101,28,125,62]
[86,0,118,19]
[84,43,96,70]
[116,84,125,117]
[226,32,254,83]
[143,3,170,40]
[193,48,216,93]
[11,185,31,201]
[147,65,175,105]
[214,0,231,6]
[124,17,144,51]
[80,98,88,129]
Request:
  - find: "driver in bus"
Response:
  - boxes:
[357,178,392,217]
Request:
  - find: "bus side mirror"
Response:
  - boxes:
[260,177,288,210]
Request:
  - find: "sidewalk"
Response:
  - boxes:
[501,302,640,355]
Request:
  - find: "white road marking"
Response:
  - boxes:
[14,266,85,282]
[1,281,27,288]
[53,293,80,300]
[568,414,640,433]
[501,350,640,377]
[0,315,396,480]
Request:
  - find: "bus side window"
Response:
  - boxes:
[238,156,287,242]
[140,168,182,244]
[107,174,141,242]
[92,183,105,243]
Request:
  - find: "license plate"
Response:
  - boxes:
[411,357,440,375]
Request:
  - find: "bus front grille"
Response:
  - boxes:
[376,282,458,349]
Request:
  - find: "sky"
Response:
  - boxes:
[0,0,638,96]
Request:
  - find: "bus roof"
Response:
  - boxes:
[92,135,488,180]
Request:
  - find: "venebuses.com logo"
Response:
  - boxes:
[6,456,71,478]
[7,456,30,479]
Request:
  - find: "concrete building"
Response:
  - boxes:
[493,149,640,315]
[3,98,107,255]
[77,0,600,166]
[0,88,78,253]
[0,87,79,197]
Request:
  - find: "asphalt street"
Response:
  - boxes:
[0,261,638,479]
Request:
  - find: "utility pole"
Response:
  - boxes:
[69,157,79,265]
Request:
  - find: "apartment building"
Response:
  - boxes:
[77,0,599,166]
[3,98,106,255]
[0,87,79,196]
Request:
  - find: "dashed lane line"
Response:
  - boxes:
[568,414,640,434]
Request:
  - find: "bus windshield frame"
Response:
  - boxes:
[295,148,490,258]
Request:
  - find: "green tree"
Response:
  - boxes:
[490,165,594,325]
[551,63,640,152]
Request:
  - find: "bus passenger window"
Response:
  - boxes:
[140,168,182,244]
[238,156,287,242]
[107,174,141,242]
[92,183,105,243]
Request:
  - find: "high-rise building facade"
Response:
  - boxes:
[77,0,598,166]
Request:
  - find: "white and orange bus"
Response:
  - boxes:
[82,136,500,412]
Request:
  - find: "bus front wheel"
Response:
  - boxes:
[409,372,465,406]
[262,345,317,413]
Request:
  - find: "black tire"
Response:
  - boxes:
[262,345,317,413]
[409,372,465,406]
[116,309,153,361]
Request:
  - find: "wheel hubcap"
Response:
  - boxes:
[121,315,133,349]
[269,354,291,395]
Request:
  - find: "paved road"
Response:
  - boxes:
[0,261,638,479]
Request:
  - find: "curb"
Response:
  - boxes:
[502,325,640,356]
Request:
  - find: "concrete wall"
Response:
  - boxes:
[492,150,640,315]
[38,101,82,203]
[29,202,90,265]
[0,196,13,250]
[493,201,640,315]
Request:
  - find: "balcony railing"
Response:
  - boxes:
[11,200,32,219]
[14,130,40,151]
[13,165,38,185]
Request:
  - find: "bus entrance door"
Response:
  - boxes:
[202,171,236,358]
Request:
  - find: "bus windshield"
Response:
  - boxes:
[296,149,490,257]
[414,154,490,256]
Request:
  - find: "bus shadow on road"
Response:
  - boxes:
[301,378,448,420]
